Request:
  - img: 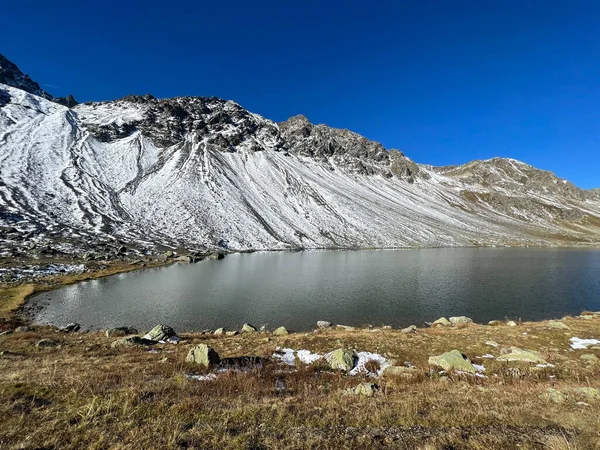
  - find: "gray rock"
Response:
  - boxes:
[428,350,476,374]
[214,328,225,336]
[449,316,473,325]
[143,324,176,341]
[317,321,332,329]
[241,323,257,333]
[335,324,356,331]
[59,323,81,333]
[273,326,289,336]
[185,344,220,368]
[383,366,419,378]
[401,325,417,333]
[496,347,546,364]
[36,339,58,348]
[506,320,518,327]
[431,317,451,327]
[488,320,503,326]
[348,382,379,397]
[225,330,238,336]
[105,327,139,338]
[547,320,570,330]
[325,348,356,371]
[111,336,154,348]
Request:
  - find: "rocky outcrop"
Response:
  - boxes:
[186,344,220,368]
[496,347,546,364]
[324,348,356,371]
[143,325,176,342]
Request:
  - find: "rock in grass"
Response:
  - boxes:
[573,387,600,401]
[325,348,356,371]
[488,320,503,326]
[431,317,451,327]
[449,316,473,325]
[383,366,419,378]
[241,323,257,333]
[428,350,476,373]
[541,388,567,404]
[317,321,332,329]
[506,320,518,327]
[348,382,379,397]
[580,354,600,364]
[547,320,570,330]
[143,324,176,341]
[496,347,546,364]
[186,344,220,368]
[214,328,225,336]
[335,325,355,331]
[111,336,154,348]
[225,330,238,336]
[59,323,81,333]
[36,339,58,348]
[15,326,33,333]
[401,325,417,333]
[105,327,138,338]
[273,326,289,336]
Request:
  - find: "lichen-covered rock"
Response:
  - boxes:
[431,317,451,327]
[325,348,356,371]
[428,350,476,373]
[36,339,58,348]
[496,347,546,364]
[214,328,225,336]
[317,321,332,329]
[186,344,220,368]
[401,325,417,333]
[547,320,570,330]
[273,326,289,336]
[111,336,154,348]
[105,327,138,338]
[143,325,176,341]
[241,323,257,333]
[449,316,473,325]
[348,383,379,397]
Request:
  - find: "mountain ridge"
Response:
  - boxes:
[1,53,599,257]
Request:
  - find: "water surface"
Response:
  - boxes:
[31,248,600,332]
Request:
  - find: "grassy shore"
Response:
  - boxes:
[1,309,600,449]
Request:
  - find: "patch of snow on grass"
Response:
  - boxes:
[349,352,391,377]
[186,374,217,382]
[570,337,600,349]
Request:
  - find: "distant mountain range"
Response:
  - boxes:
[1,53,599,257]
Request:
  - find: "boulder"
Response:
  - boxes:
[225,330,238,336]
[143,324,176,341]
[431,317,451,327]
[506,320,518,327]
[59,323,81,333]
[547,320,570,330]
[36,339,58,348]
[428,350,476,374]
[488,320,503,326]
[273,326,289,336]
[105,327,139,338]
[241,323,257,333]
[325,348,356,371]
[496,347,546,364]
[317,321,332,329]
[401,325,417,333]
[449,316,473,325]
[214,328,225,336]
[186,344,220,368]
[349,382,379,397]
[111,336,154,348]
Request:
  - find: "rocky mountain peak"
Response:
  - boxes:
[0,53,51,99]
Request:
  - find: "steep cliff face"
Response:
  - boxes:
[0,54,599,256]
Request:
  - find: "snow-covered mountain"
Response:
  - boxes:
[1,54,599,255]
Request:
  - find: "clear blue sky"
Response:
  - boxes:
[3,1,599,188]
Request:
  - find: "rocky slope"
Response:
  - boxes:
[0,53,599,256]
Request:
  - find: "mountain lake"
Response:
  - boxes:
[30,248,600,332]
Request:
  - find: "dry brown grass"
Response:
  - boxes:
[1,314,600,449]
